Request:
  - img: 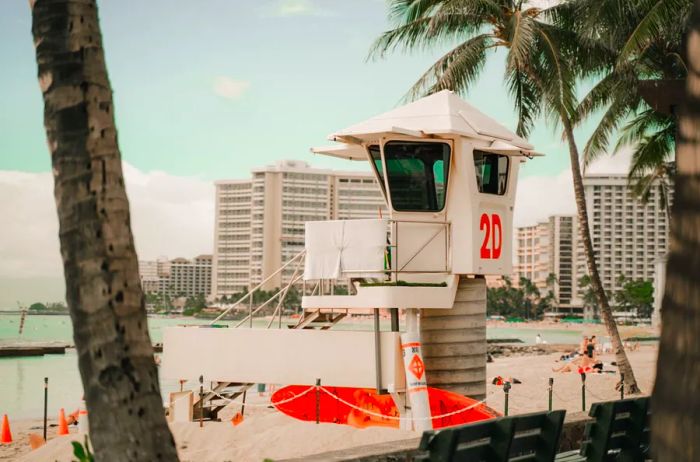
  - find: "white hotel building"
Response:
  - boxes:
[514,174,670,315]
[573,174,670,300]
[514,215,576,310]
[213,160,386,296]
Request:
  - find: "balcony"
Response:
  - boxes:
[301,218,457,310]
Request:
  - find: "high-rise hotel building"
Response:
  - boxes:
[514,174,670,315]
[514,215,576,310]
[138,255,212,297]
[573,174,670,300]
[213,160,386,296]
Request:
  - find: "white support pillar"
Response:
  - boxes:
[420,276,487,400]
[401,308,432,432]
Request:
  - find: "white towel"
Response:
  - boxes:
[304,219,387,280]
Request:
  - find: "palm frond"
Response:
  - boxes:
[619,0,692,61]
[369,4,495,59]
[614,109,674,150]
[506,67,541,137]
[625,125,675,178]
[533,25,577,119]
[582,95,638,166]
[506,11,536,70]
[405,33,494,100]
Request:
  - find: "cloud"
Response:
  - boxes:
[585,145,633,175]
[212,77,250,100]
[514,169,576,228]
[512,148,635,228]
[0,164,214,305]
[268,0,331,17]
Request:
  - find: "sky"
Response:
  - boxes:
[0,0,628,306]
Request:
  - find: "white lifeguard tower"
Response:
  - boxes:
[161,90,540,428]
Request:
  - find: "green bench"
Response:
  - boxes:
[556,397,651,462]
[417,410,566,462]
[416,397,651,462]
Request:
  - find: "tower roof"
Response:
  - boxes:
[330,90,533,150]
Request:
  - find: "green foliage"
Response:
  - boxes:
[613,275,654,318]
[72,436,94,462]
[144,291,173,312]
[180,294,207,316]
[283,286,301,311]
[29,302,47,311]
[332,284,349,295]
[572,0,689,210]
[487,276,555,320]
[369,0,585,138]
[360,281,448,287]
[577,274,600,319]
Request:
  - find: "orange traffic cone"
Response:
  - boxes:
[1,414,12,444]
[57,408,69,436]
[230,412,244,426]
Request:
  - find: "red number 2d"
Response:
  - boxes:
[480,213,502,259]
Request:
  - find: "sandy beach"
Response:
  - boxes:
[1,345,658,462]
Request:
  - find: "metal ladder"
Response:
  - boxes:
[293,309,348,329]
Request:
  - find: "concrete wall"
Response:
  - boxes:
[420,276,486,400]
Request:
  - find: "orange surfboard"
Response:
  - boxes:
[271,385,499,429]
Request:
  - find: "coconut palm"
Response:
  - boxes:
[30,0,178,459]
[652,1,700,456]
[573,0,690,213]
[370,0,641,392]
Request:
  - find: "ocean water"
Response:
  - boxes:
[0,314,583,419]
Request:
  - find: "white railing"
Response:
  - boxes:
[210,218,451,327]
[210,250,306,326]
[338,219,451,280]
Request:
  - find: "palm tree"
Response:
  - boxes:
[370,0,640,392]
[651,1,700,458]
[573,0,690,213]
[30,1,178,459]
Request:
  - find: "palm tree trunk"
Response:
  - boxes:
[562,117,641,394]
[652,1,700,458]
[30,1,178,460]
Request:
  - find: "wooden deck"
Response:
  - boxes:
[0,344,68,357]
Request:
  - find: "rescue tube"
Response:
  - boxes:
[271,385,499,429]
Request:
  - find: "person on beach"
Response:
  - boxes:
[579,336,589,355]
[552,353,596,373]
[536,333,542,344]
[586,341,595,360]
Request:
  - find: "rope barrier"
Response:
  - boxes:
[173,373,621,421]
[208,385,317,408]
[201,385,490,422]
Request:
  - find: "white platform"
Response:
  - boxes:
[301,275,459,309]
[161,326,406,390]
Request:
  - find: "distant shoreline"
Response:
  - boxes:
[0,310,69,316]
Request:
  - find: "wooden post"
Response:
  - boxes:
[315,379,321,424]
[504,381,511,416]
[199,375,204,428]
[374,309,383,394]
[390,308,399,332]
[43,377,48,441]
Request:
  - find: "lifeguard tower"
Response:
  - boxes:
[161,90,540,430]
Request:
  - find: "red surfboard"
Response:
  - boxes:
[271,385,499,429]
